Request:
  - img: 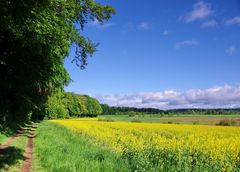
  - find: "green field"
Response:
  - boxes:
[0,134,7,144]
[0,134,27,171]
[1,114,240,171]
[33,119,240,172]
[98,114,240,125]
[33,121,129,172]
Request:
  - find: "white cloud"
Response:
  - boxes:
[201,20,218,28]
[183,1,214,23]
[121,22,150,33]
[162,30,169,35]
[138,22,150,30]
[96,85,240,109]
[88,19,113,29]
[175,40,198,49]
[226,46,236,55]
[225,16,240,26]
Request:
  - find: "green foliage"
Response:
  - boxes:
[34,121,129,172]
[64,92,83,117]
[0,133,7,144]
[217,119,239,126]
[100,104,166,115]
[0,123,37,171]
[100,104,240,116]
[128,111,142,117]
[98,118,115,122]
[128,111,136,117]
[130,119,142,123]
[43,92,102,119]
[45,92,69,119]
[85,95,103,117]
[77,95,88,115]
[121,147,231,172]
[0,0,114,127]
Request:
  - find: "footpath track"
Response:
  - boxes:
[0,134,21,151]
[0,122,38,172]
[21,123,38,172]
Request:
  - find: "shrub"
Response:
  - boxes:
[131,119,142,123]
[128,111,136,117]
[217,119,237,126]
[98,118,115,122]
[193,121,199,125]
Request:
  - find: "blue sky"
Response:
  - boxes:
[64,0,240,109]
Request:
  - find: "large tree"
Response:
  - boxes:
[84,95,103,116]
[0,0,114,125]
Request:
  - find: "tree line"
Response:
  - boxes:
[41,92,102,119]
[1,92,102,131]
[101,104,240,115]
[0,0,114,131]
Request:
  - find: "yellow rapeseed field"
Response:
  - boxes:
[52,119,240,171]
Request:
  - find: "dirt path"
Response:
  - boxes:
[0,134,20,151]
[21,123,38,172]
[21,137,34,172]
[0,125,34,150]
[0,122,38,172]
[0,129,26,171]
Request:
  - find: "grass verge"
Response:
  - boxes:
[98,114,240,125]
[0,133,7,144]
[33,121,130,172]
[0,135,28,172]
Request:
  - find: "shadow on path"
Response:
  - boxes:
[0,122,38,171]
[0,146,25,170]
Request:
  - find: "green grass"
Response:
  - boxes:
[0,133,7,144]
[0,135,28,172]
[98,114,240,125]
[0,122,38,172]
[34,119,240,172]
[34,121,130,172]
[100,114,240,119]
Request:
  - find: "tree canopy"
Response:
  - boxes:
[100,104,240,115]
[44,92,102,119]
[0,0,114,127]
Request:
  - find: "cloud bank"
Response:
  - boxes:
[96,85,240,109]
[88,19,113,29]
[175,40,198,49]
[226,46,236,55]
[183,1,214,23]
[201,20,218,28]
[138,22,150,30]
[225,16,240,26]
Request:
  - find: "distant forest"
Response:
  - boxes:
[100,104,240,115]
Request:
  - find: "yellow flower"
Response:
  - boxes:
[52,119,240,168]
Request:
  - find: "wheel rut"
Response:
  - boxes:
[0,122,38,172]
[21,122,38,172]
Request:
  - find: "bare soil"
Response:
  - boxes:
[0,123,37,172]
[156,117,240,125]
[0,134,20,150]
[21,137,33,172]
